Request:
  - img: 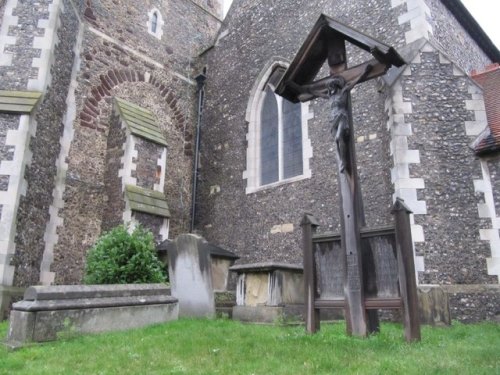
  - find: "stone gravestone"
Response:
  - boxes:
[166,234,215,317]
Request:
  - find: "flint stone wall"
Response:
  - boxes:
[196,0,498,320]
[49,0,221,284]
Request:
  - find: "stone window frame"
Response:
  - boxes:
[243,59,313,194]
[147,8,164,40]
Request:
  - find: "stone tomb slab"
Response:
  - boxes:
[5,284,178,348]
[230,262,304,323]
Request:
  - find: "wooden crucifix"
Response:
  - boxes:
[276,15,405,337]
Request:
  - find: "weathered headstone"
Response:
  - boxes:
[166,234,216,317]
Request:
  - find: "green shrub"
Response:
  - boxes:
[84,225,166,284]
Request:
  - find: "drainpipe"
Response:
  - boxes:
[190,71,207,232]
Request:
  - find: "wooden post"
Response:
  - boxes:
[301,213,320,333]
[392,198,421,342]
[333,93,367,337]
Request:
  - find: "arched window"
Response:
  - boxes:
[151,12,158,34]
[147,8,164,39]
[243,62,313,193]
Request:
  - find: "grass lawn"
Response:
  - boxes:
[0,318,499,374]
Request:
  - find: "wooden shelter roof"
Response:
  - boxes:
[276,14,406,103]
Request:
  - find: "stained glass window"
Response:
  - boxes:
[259,81,303,186]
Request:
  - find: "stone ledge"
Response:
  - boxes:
[22,283,170,301]
[230,262,303,274]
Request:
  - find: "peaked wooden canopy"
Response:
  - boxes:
[276,14,406,103]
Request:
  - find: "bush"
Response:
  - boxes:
[84,225,166,284]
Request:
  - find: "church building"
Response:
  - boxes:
[0,0,499,322]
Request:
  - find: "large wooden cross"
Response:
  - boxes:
[276,15,405,337]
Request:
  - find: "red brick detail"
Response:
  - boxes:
[80,72,187,137]
[88,97,98,107]
[83,105,98,118]
[80,120,96,129]
[80,112,93,122]
[108,70,118,85]
[113,70,123,82]
[124,70,132,81]
[100,75,112,91]
[472,64,500,155]
[91,88,101,102]
[96,86,105,97]
[100,84,111,97]
[84,8,96,22]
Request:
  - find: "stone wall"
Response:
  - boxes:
[75,0,221,74]
[197,0,417,265]
[12,1,79,288]
[51,48,194,284]
[398,46,495,284]
[47,0,220,284]
[102,110,127,232]
[425,0,491,73]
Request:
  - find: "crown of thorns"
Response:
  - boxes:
[329,76,346,87]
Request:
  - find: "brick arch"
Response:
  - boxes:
[78,69,187,138]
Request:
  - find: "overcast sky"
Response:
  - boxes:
[461,0,500,49]
[222,1,499,49]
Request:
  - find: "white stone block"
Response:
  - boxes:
[394,149,420,164]
[402,66,413,76]
[466,100,486,111]
[393,101,412,114]
[395,178,425,190]
[473,110,487,122]
[391,0,406,8]
[473,179,486,193]
[468,85,483,95]
[391,135,409,151]
[439,53,451,64]
[465,120,488,136]
[393,123,413,136]
[392,114,406,124]
[453,66,465,76]
[488,238,500,257]
[477,203,492,218]
[398,7,425,25]
[411,225,425,242]
[486,257,500,276]
[391,165,411,182]
[480,228,499,241]
[421,43,435,53]
[414,255,425,273]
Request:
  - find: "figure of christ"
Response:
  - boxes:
[288,64,373,174]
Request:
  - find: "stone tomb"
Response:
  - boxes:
[6,284,178,348]
[231,262,304,323]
